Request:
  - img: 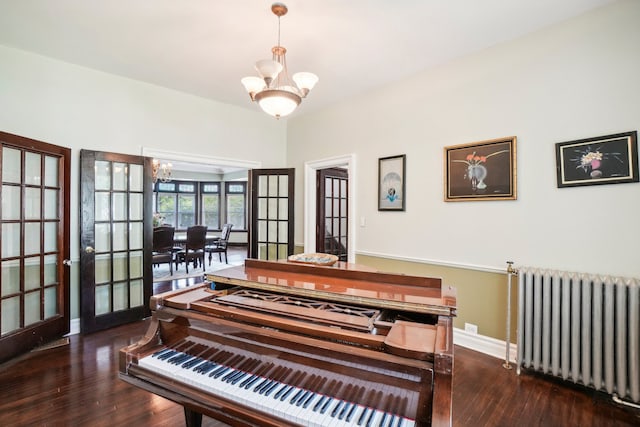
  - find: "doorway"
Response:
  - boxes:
[316,167,348,261]
[304,154,356,262]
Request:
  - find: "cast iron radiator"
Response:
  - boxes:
[516,268,639,404]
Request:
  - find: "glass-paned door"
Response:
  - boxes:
[249,169,294,260]
[316,168,348,261]
[0,132,70,363]
[79,150,152,333]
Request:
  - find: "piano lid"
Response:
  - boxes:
[206,259,456,317]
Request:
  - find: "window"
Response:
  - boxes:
[226,182,246,230]
[201,182,220,230]
[153,179,245,231]
[154,180,196,230]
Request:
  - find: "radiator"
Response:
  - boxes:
[516,268,640,404]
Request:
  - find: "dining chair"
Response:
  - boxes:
[175,225,207,273]
[205,223,233,265]
[152,226,175,275]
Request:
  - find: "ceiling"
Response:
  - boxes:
[0,0,617,119]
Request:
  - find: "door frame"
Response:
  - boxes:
[304,154,356,262]
[141,148,261,172]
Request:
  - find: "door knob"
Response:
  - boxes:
[85,246,95,253]
[63,259,72,266]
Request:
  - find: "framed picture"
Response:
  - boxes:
[378,154,406,211]
[555,131,638,188]
[444,136,517,201]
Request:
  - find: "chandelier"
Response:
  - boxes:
[241,3,318,119]
[152,159,172,183]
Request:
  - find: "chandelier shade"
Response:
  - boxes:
[255,89,301,118]
[242,3,317,119]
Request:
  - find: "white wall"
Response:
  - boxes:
[288,0,640,278]
[0,45,288,317]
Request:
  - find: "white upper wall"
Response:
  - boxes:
[0,45,287,259]
[287,0,640,277]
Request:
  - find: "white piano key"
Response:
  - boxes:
[138,343,417,427]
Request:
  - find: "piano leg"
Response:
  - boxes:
[184,407,203,427]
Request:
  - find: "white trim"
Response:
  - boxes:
[454,327,517,362]
[304,154,357,263]
[66,318,80,336]
[141,147,262,169]
[356,249,507,274]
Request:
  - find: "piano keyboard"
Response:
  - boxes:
[138,338,417,427]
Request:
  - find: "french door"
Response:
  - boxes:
[0,131,71,363]
[79,150,152,333]
[248,169,295,260]
[316,168,348,261]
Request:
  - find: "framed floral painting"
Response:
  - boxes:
[378,154,406,211]
[444,136,517,201]
[555,131,638,188]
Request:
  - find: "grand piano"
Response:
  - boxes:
[119,258,457,427]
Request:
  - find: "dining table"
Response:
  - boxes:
[172,232,220,246]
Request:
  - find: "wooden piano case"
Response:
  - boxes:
[120,259,456,427]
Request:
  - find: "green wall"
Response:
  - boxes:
[355,254,518,342]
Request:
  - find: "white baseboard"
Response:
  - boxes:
[453,327,517,363]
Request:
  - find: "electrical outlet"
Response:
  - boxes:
[465,322,478,335]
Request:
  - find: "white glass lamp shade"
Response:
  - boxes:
[241,76,266,97]
[293,72,318,98]
[255,89,301,119]
[255,59,283,83]
[292,72,319,91]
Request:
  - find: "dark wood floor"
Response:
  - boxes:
[1,324,638,427]
[1,249,638,426]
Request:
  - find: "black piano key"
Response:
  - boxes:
[365,407,377,427]
[267,366,290,395]
[386,414,396,427]
[259,379,276,394]
[345,402,359,422]
[209,366,230,378]
[313,395,327,412]
[320,397,334,414]
[331,400,344,417]
[230,371,250,385]
[241,374,260,389]
[224,370,246,383]
[302,376,324,408]
[279,385,295,401]
[289,388,305,404]
[263,378,283,396]
[345,386,365,422]
[182,356,204,369]
[195,362,217,374]
[157,349,178,360]
[367,390,384,427]
[272,383,289,400]
[339,402,353,420]
[152,348,173,358]
[295,390,310,407]
[168,353,190,364]
[358,407,370,426]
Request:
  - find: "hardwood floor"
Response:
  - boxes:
[1,249,638,426]
[1,324,637,427]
